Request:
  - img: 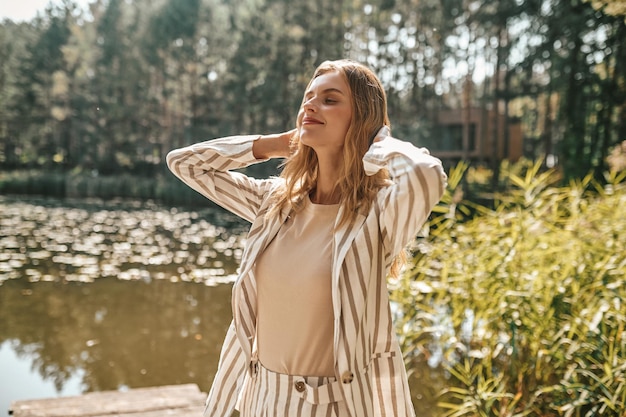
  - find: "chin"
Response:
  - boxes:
[299,132,315,146]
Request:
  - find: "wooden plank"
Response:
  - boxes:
[9,384,206,417]
[94,406,206,417]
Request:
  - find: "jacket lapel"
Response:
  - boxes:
[232,204,292,359]
[239,204,291,280]
[331,205,368,350]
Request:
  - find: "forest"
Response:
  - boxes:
[0,0,625,192]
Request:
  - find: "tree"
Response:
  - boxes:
[519,0,626,178]
[1,0,623,185]
[8,2,74,168]
[88,0,154,174]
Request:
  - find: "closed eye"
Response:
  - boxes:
[304,87,347,103]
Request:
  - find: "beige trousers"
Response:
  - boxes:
[237,358,349,417]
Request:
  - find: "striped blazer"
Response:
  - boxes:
[166,134,446,417]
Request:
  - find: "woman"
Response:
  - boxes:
[167,59,447,417]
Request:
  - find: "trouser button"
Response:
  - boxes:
[341,371,354,384]
[294,380,306,392]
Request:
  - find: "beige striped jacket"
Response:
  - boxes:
[166,134,446,417]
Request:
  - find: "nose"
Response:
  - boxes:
[302,97,318,112]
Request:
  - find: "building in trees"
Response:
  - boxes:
[426,107,523,165]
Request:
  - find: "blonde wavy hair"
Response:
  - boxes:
[271,60,406,275]
[273,60,390,216]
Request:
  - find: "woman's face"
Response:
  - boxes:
[297,70,353,156]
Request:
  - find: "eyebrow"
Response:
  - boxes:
[304,87,346,98]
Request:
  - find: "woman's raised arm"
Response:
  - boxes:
[252,129,296,160]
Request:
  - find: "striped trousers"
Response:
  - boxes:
[237,358,349,417]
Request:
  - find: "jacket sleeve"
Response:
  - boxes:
[203,321,247,417]
[363,135,447,258]
[166,135,275,223]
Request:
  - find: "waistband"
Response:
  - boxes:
[249,357,344,405]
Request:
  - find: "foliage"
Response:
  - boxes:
[393,162,626,416]
[0,0,625,182]
[584,0,626,22]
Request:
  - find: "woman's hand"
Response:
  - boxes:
[252,129,297,159]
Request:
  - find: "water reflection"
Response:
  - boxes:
[0,196,246,411]
[0,277,233,393]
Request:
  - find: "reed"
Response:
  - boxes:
[394,162,626,416]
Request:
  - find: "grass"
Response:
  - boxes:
[394,161,626,416]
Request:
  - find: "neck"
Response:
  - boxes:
[310,186,340,205]
[311,153,343,205]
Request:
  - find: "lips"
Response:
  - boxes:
[302,116,323,125]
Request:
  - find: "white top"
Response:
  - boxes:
[255,195,339,377]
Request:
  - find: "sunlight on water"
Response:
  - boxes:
[0,196,246,286]
[0,196,246,414]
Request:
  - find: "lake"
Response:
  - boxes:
[0,195,441,416]
[0,196,247,414]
